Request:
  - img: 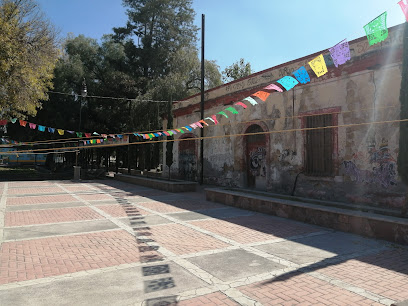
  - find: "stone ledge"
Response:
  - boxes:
[205,188,408,245]
[114,174,197,193]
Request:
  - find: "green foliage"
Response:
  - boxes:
[398,23,408,185]
[0,0,59,118]
[222,58,253,83]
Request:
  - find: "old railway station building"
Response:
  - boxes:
[163,24,406,210]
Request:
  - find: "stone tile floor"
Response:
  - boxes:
[0,179,407,305]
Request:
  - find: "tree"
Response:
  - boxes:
[113,0,198,82]
[222,58,252,83]
[398,22,408,216]
[0,0,59,118]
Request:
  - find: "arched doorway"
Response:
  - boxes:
[178,135,197,181]
[245,124,267,190]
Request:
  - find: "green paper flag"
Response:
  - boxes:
[218,111,229,118]
[225,107,239,115]
[76,132,83,137]
[10,118,17,124]
[364,12,388,46]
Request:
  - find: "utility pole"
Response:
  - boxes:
[200,14,205,185]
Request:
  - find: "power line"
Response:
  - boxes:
[47,91,174,104]
[3,117,405,154]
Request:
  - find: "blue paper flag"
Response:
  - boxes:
[293,66,311,84]
[48,127,55,133]
[117,134,123,139]
[38,125,46,132]
[277,76,299,91]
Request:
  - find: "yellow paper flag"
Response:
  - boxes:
[308,54,328,78]
[57,129,64,135]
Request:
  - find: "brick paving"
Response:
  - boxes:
[0,230,158,284]
[95,204,151,218]
[5,207,104,226]
[190,215,321,243]
[148,223,230,255]
[6,194,77,206]
[0,179,406,306]
[239,273,382,306]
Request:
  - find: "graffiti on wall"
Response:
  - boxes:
[249,147,266,177]
[343,138,397,188]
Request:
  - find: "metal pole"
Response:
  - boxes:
[200,14,205,185]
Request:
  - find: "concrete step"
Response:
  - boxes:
[205,187,408,245]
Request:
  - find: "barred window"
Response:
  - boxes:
[305,114,334,176]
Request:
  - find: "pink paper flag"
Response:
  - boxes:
[190,123,198,129]
[211,115,219,125]
[196,122,203,128]
[398,0,408,22]
[235,102,248,109]
[264,84,283,92]
[29,123,36,129]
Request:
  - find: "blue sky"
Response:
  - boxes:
[37,0,406,74]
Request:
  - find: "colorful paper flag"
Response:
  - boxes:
[117,135,123,139]
[96,139,101,144]
[179,129,185,134]
[199,120,209,126]
[171,130,177,135]
[263,84,283,92]
[57,129,64,135]
[225,107,239,114]
[190,123,198,129]
[29,123,36,129]
[0,120,7,125]
[399,0,408,22]
[19,120,27,127]
[196,122,203,128]
[218,111,228,118]
[93,132,99,136]
[293,66,311,84]
[211,115,219,125]
[329,39,351,68]
[364,12,388,46]
[10,118,17,124]
[145,134,150,139]
[163,131,170,136]
[85,133,91,138]
[235,102,247,109]
[277,76,299,91]
[38,125,46,132]
[76,132,83,137]
[243,97,258,106]
[308,54,328,77]
[67,130,74,134]
[48,127,55,133]
[252,91,270,102]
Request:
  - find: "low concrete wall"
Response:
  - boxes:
[206,188,408,245]
[114,174,197,193]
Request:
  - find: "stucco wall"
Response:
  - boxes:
[163,24,406,209]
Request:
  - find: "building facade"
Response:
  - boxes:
[163,24,406,210]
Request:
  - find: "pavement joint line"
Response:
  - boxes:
[2,227,121,242]
[3,217,107,228]
[308,271,396,305]
[0,261,145,291]
[0,183,8,248]
[5,201,86,211]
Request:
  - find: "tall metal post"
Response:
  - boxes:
[200,14,205,185]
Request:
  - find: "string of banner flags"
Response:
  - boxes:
[1,2,408,147]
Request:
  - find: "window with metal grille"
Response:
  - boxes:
[305,114,334,176]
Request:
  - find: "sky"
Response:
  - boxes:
[36,0,406,74]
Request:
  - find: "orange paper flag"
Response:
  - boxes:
[252,91,270,102]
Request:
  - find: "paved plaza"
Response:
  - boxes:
[0,179,407,305]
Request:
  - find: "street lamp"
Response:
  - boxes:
[79,78,87,131]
